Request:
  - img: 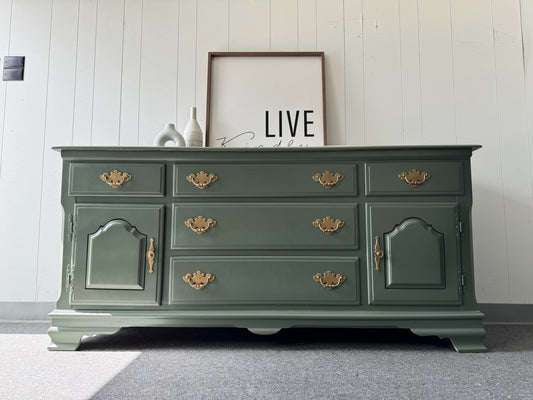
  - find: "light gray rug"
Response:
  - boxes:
[1,322,532,400]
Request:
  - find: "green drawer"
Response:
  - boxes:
[68,163,165,197]
[171,203,357,250]
[173,163,356,197]
[169,256,359,306]
[365,161,464,196]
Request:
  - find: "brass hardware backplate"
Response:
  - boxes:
[146,238,155,274]
[186,171,218,189]
[183,270,215,290]
[374,236,384,272]
[398,169,431,187]
[312,171,344,188]
[313,216,344,235]
[313,270,346,289]
[185,216,217,234]
[100,169,132,188]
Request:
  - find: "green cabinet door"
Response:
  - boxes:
[70,204,164,307]
[367,203,461,305]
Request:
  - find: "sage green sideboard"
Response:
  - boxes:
[48,145,486,352]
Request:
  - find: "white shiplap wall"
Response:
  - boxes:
[0,0,532,303]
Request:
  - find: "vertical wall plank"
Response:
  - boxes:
[0,0,53,301]
[450,0,509,303]
[492,0,533,303]
[417,0,456,145]
[0,0,13,175]
[522,0,533,204]
[399,0,422,144]
[119,0,143,146]
[344,0,363,145]
[271,0,298,51]
[317,0,345,145]
[177,0,198,132]
[91,0,125,145]
[196,0,229,134]
[36,0,80,301]
[138,0,179,145]
[229,0,270,51]
[297,0,317,51]
[362,0,403,145]
[72,0,97,146]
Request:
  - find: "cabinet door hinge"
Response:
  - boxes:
[459,221,464,234]
[67,214,75,241]
[461,274,465,287]
[66,264,74,288]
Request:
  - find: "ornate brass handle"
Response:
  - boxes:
[312,171,344,188]
[185,216,217,234]
[398,169,431,187]
[146,238,155,274]
[100,169,132,188]
[313,216,344,235]
[186,171,218,189]
[313,271,346,289]
[183,270,215,290]
[374,236,384,272]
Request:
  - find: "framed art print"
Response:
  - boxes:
[206,52,326,147]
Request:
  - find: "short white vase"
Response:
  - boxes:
[183,107,203,147]
[153,123,186,147]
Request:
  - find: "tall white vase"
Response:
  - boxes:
[153,123,186,147]
[183,107,204,147]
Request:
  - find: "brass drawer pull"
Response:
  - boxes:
[313,216,344,235]
[100,169,132,188]
[374,236,384,272]
[313,271,346,289]
[185,216,217,234]
[398,169,431,187]
[186,171,218,189]
[312,171,344,188]
[183,270,215,290]
[146,238,155,274]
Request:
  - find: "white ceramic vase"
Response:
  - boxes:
[183,107,203,147]
[153,123,186,147]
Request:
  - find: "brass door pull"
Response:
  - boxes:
[312,171,344,188]
[183,271,215,290]
[313,216,344,235]
[185,216,217,234]
[374,236,384,272]
[313,271,346,289]
[186,171,218,189]
[398,169,431,187]
[146,238,155,274]
[100,169,132,188]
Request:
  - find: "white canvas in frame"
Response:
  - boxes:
[206,52,326,147]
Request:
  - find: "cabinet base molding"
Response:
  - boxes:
[48,309,486,352]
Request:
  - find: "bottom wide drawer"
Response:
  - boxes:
[169,256,359,306]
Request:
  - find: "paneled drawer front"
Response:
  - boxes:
[170,256,359,305]
[68,163,165,197]
[172,203,357,249]
[173,163,356,197]
[365,162,464,196]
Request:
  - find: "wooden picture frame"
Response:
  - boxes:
[206,52,326,147]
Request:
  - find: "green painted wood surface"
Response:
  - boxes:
[169,256,359,305]
[68,163,165,197]
[71,204,164,306]
[173,163,356,197]
[171,203,357,249]
[49,145,485,352]
[365,161,464,196]
[367,203,461,305]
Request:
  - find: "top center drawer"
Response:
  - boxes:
[173,163,357,197]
